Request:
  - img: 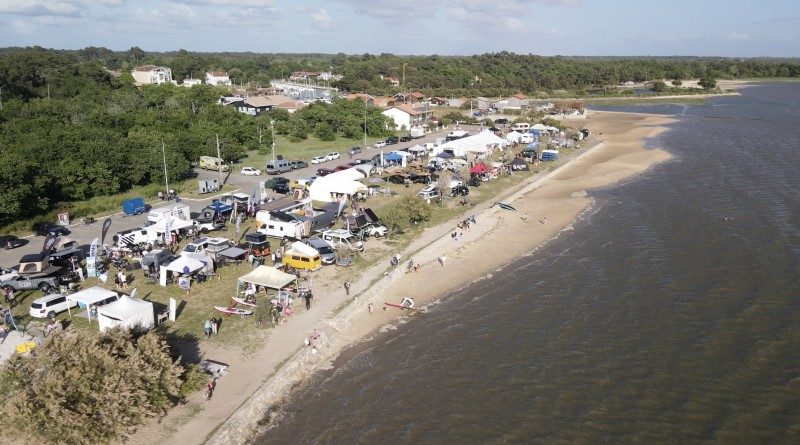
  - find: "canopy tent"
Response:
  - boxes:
[354,164,374,177]
[67,286,119,320]
[408,144,426,153]
[510,157,530,171]
[184,253,215,274]
[531,123,558,133]
[505,130,523,142]
[208,201,233,213]
[238,265,296,290]
[437,130,506,157]
[146,215,194,234]
[469,163,491,174]
[97,295,155,332]
[384,152,403,162]
[436,151,454,159]
[393,150,414,159]
[165,255,205,274]
[309,170,369,203]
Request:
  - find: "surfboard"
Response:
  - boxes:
[232,297,257,307]
[496,202,516,211]
[214,306,253,316]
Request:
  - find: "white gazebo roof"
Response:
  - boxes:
[147,215,194,234]
[165,255,205,274]
[238,265,296,290]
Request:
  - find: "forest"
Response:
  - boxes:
[1,46,799,227]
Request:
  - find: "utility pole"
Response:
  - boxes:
[161,141,169,196]
[363,102,368,147]
[402,63,407,97]
[270,120,276,162]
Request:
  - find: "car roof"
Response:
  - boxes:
[33,293,66,303]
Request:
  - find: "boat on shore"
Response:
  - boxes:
[214,306,253,316]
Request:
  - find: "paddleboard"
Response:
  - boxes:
[384,302,416,310]
[214,306,253,316]
[232,297,257,307]
[496,202,516,211]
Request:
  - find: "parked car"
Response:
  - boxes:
[385,136,399,145]
[349,146,363,155]
[303,238,336,265]
[334,164,353,172]
[289,160,309,170]
[310,156,327,164]
[240,167,262,176]
[494,118,509,125]
[373,141,386,148]
[0,235,24,249]
[1,273,70,293]
[29,293,78,319]
[316,168,335,177]
[418,184,441,200]
[272,183,291,194]
[264,177,290,189]
[365,224,388,238]
[321,229,364,252]
[399,135,412,142]
[352,158,371,165]
[326,152,341,161]
[32,222,70,237]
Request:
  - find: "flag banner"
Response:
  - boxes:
[101,218,112,246]
[42,234,59,253]
[89,237,100,258]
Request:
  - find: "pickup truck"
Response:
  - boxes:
[1,272,72,293]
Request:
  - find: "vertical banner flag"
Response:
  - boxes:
[42,234,59,253]
[101,218,112,247]
[89,237,100,258]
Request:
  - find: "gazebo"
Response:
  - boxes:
[66,286,119,321]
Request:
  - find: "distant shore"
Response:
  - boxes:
[192,110,676,445]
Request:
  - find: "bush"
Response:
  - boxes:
[0,329,185,445]
[651,81,667,92]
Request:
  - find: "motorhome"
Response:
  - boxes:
[265,159,291,175]
[199,156,230,172]
[256,214,310,241]
[147,203,191,224]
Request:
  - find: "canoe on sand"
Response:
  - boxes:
[214,306,253,316]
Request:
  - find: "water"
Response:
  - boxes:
[256,84,800,444]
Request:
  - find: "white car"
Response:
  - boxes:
[373,141,386,148]
[326,152,340,161]
[366,224,388,238]
[310,156,327,164]
[240,167,262,176]
[29,293,77,319]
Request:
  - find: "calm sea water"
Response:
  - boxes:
[256,84,800,444]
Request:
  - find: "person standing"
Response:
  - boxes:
[204,319,212,339]
[368,302,373,315]
[211,318,218,335]
[7,288,16,309]
[343,281,351,296]
[304,291,313,310]
[206,378,216,401]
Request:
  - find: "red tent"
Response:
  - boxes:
[469,163,490,174]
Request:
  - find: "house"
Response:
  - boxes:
[383,76,400,87]
[448,97,466,107]
[318,71,342,81]
[343,93,375,106]
[226,96,276,116]
[428,97,448,106]
[131,65,172,85]
[182,78,202,87]
[372,96,393,107]
[382,104,433,131]
[206,71,231,86]
[290,71,317,81]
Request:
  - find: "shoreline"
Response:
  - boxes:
[203,110,677,445]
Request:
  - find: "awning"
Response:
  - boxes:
[165,255,205,274]
[469,163,490,174]
[238,265,296,290]
[219,246,247,259]
[67,286,118,320]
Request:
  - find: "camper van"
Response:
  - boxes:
[147,203,191,224]
[265,159,291,175]
[511,122,531,132]
[282,241,322,271]
[199,156,230,172]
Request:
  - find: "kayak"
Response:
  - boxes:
[384,302,417,310]
[231,297,257,307]
[214,306,253,316]
[496,202,516,211]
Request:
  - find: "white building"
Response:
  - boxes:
[206,71,232,86]
[182,78,202,87]
[381,104,432,131]
[131,65,172,85]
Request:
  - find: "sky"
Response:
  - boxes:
[0,0,798,56]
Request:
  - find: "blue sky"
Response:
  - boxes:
[0,0,798,56]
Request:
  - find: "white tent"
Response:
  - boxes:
[67,286,119,320]
[437,130,506,157]
[238,265,296,290]
[309,169,369,202]
[165,255,205,274]
[97,295,155,332]
[408,144,426,153]
[185,253,215,273]
[146,215,194,235]
[505,130,523,142]
[531,123,558,133]
[354,164,374,177]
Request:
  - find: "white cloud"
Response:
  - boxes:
[727,32,749,41]
[174,0,275,6]
[336,0,430,20]
[9,18,35,34]
[311,8,334,30]
[0,0,81,17]
[505,17,525,32]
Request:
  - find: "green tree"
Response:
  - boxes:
[699,77,717,90]
[0,329,185,445]
[651,80,667,92]
[671,79,683,86]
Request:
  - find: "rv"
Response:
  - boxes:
[199,156,230,172]
[147,203,191,224]
[265,159,291,175]
[256,214,310,241]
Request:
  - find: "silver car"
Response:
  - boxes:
[303,238,336,265]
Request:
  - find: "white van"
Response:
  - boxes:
[321,229,364,252]
[511,122,531,132]
[265,159,291,175]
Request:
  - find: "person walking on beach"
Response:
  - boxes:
[343,281,351,296]
[304,291,313,310]
[368,302,373,315]
[438,256,447,268]
[206,378,216,401]
[204,319,213,339]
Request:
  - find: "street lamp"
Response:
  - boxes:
[270,120,276,161]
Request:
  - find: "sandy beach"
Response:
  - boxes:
[124,110,675,445]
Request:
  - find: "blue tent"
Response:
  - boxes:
[528,129,541,136]
[436,151,454,158]
[384,152,403,161]
[526,142,539,149]
[208,201,233,213]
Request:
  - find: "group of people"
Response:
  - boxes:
[203,318,220,338]
[2,286,17,308]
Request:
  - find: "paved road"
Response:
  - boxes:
[0,126,480,268]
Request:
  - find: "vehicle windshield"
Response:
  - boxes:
[317,246,333,254]
[183,245,197,253]
[31,302,42,309]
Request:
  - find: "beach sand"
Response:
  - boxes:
[126,110,675,445]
